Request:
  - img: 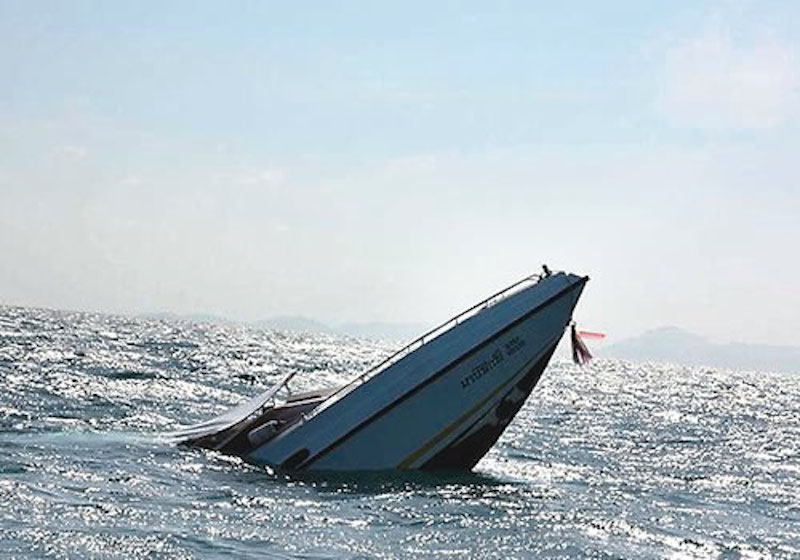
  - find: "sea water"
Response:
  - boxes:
[1,305,798,559]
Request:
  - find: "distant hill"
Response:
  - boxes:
[138,311,234,325]
[335,321,427,342]
[254,316,427,342]
[601,326,800,373]
[253,316,334,334]
[139,309,426,342]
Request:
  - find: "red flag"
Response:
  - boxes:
[571,324,593,366]
[577,330,606,340]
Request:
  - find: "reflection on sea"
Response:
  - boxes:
[1,305,798,558]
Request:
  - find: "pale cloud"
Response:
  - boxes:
[235,168,287,186]
[54,145,89,160]
[658,29,799,129]
[270,220,290,234]
[120,175,143,186]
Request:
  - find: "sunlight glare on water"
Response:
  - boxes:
[1,305,798,558]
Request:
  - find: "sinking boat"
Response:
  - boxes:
[169,268,588,471]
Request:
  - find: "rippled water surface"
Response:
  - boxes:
[1,305,798,558]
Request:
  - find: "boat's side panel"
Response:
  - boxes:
[246,274,583,468]
[304,286,580,471]
[421,339,558,470]
[245,274,586,470]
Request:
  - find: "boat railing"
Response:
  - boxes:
[298,271,545,420]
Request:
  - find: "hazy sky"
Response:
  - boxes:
[1,1,798,345]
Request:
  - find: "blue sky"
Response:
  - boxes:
[1,1,799,345]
